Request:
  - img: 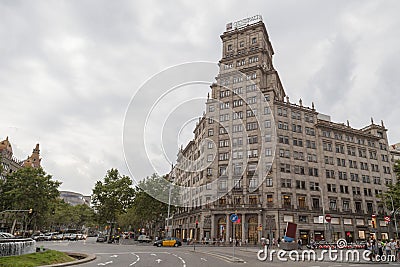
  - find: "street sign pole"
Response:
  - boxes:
[229,213,238,262]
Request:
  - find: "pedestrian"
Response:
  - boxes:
[266,238,270,250]
[378,240,383,257]
[390,239,396,257]
[277,237,281,248]
[297,239,302,250]
[385,240,391,256]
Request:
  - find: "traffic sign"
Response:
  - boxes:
[384,216,391,223]
[230,214,238,223]
[325,214,332,223]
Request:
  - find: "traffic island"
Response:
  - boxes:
[0,250,96,267]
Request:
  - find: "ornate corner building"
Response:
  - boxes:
[0,136,42,179]
[170,16,395,245]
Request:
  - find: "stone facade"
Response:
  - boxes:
[0,136,41,180]
[169,17,396,245]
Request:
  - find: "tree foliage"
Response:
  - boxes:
[118,174,178,234]
[0,167,61,229]
[91,169,135,224]
[382,160,400,210]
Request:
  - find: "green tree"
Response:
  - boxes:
[118,173,178,237]
[381,160,400,210]
[92,169,135,235]
[0,167,61,231]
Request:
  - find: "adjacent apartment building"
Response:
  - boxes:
[0,136,41,179]
[169,16,395,245]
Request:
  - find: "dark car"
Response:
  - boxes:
[96,235,107,242]
[154,237,182,247]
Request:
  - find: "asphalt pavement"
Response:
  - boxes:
[41,237,400,267]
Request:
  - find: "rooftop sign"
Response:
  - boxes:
[226,15,263,31]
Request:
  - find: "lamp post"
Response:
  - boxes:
[388,195,399,238]
[316,185,328,242]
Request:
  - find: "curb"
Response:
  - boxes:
[39,252,96,267]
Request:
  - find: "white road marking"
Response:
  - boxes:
[129,253,140,266]
[97,261,113,266]
[110,255,118,258]
[201,257,207,261]
[151,253,157,256]
[156,259,162,263]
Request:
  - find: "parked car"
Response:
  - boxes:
[32,233,45,241]
[44,232,58,241]
[154,237,182,247]
[0,232,15,238]
[63,233,78,241]
[137,235,152,243]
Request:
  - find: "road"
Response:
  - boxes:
[42,238,400,267]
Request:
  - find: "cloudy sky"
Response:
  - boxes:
[1,0,399,196]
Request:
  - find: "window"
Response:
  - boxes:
[219,126,228,135]
[267,194,273,205]
[232,137,243,147]
[266,178,273,187]
[249,56,259,63]
[251,37,257,44]
[280,163,291,173]
[247,122,258,131]
[247,96,257,104]
[277,107,287,117]
[298,196,306,208]
[219,113,229,122]
[208,129,214,136]
[294,151,304,160]
[219,180,227,190]
[338,171,347,180]
[207,154,213,162]
[326,170,335,179]
[323,142,333,151]
[249,195,258,205]
[305,127,315,136]
[340,185,349,194]
[233,111,243,120]
[294,165,305,175]
[219,152,229,161]
[281,179,292,188]
[306,140,316,149]
[248,135,258,144]
[293,138,303,147]
[327,184,337,192]
[283,195,291,207]
[233,178,242,189]
[279,135,289,144]
[247,149,258,158]
[299,215,308,223]
[292,111,301,120]
[220,101,230,110]
[264,107,270,114]
[265,148,272,156]
[233,99,243,107]
[208,105,215,112]
[232,124,243,133]
[343,200,350,211]
[265,120,271,128]
[308,168,319,177]
[296,180,306,189]
[312,198,320,209]
[265,134,272,142]
[249,178,257,189]
[329,199,337,210]
[232,150,243,159]
[227,44,232,51]
[310,182,319,191]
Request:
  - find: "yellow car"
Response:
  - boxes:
[154,237,182,247]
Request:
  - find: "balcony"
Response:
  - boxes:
[312,206,322,212]
[282,204,294,210]
[298,206,309,211]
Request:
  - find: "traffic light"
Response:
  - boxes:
[372,214,377,228]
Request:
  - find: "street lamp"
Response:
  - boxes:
[388,195,399,238]
[315,185,328,242]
